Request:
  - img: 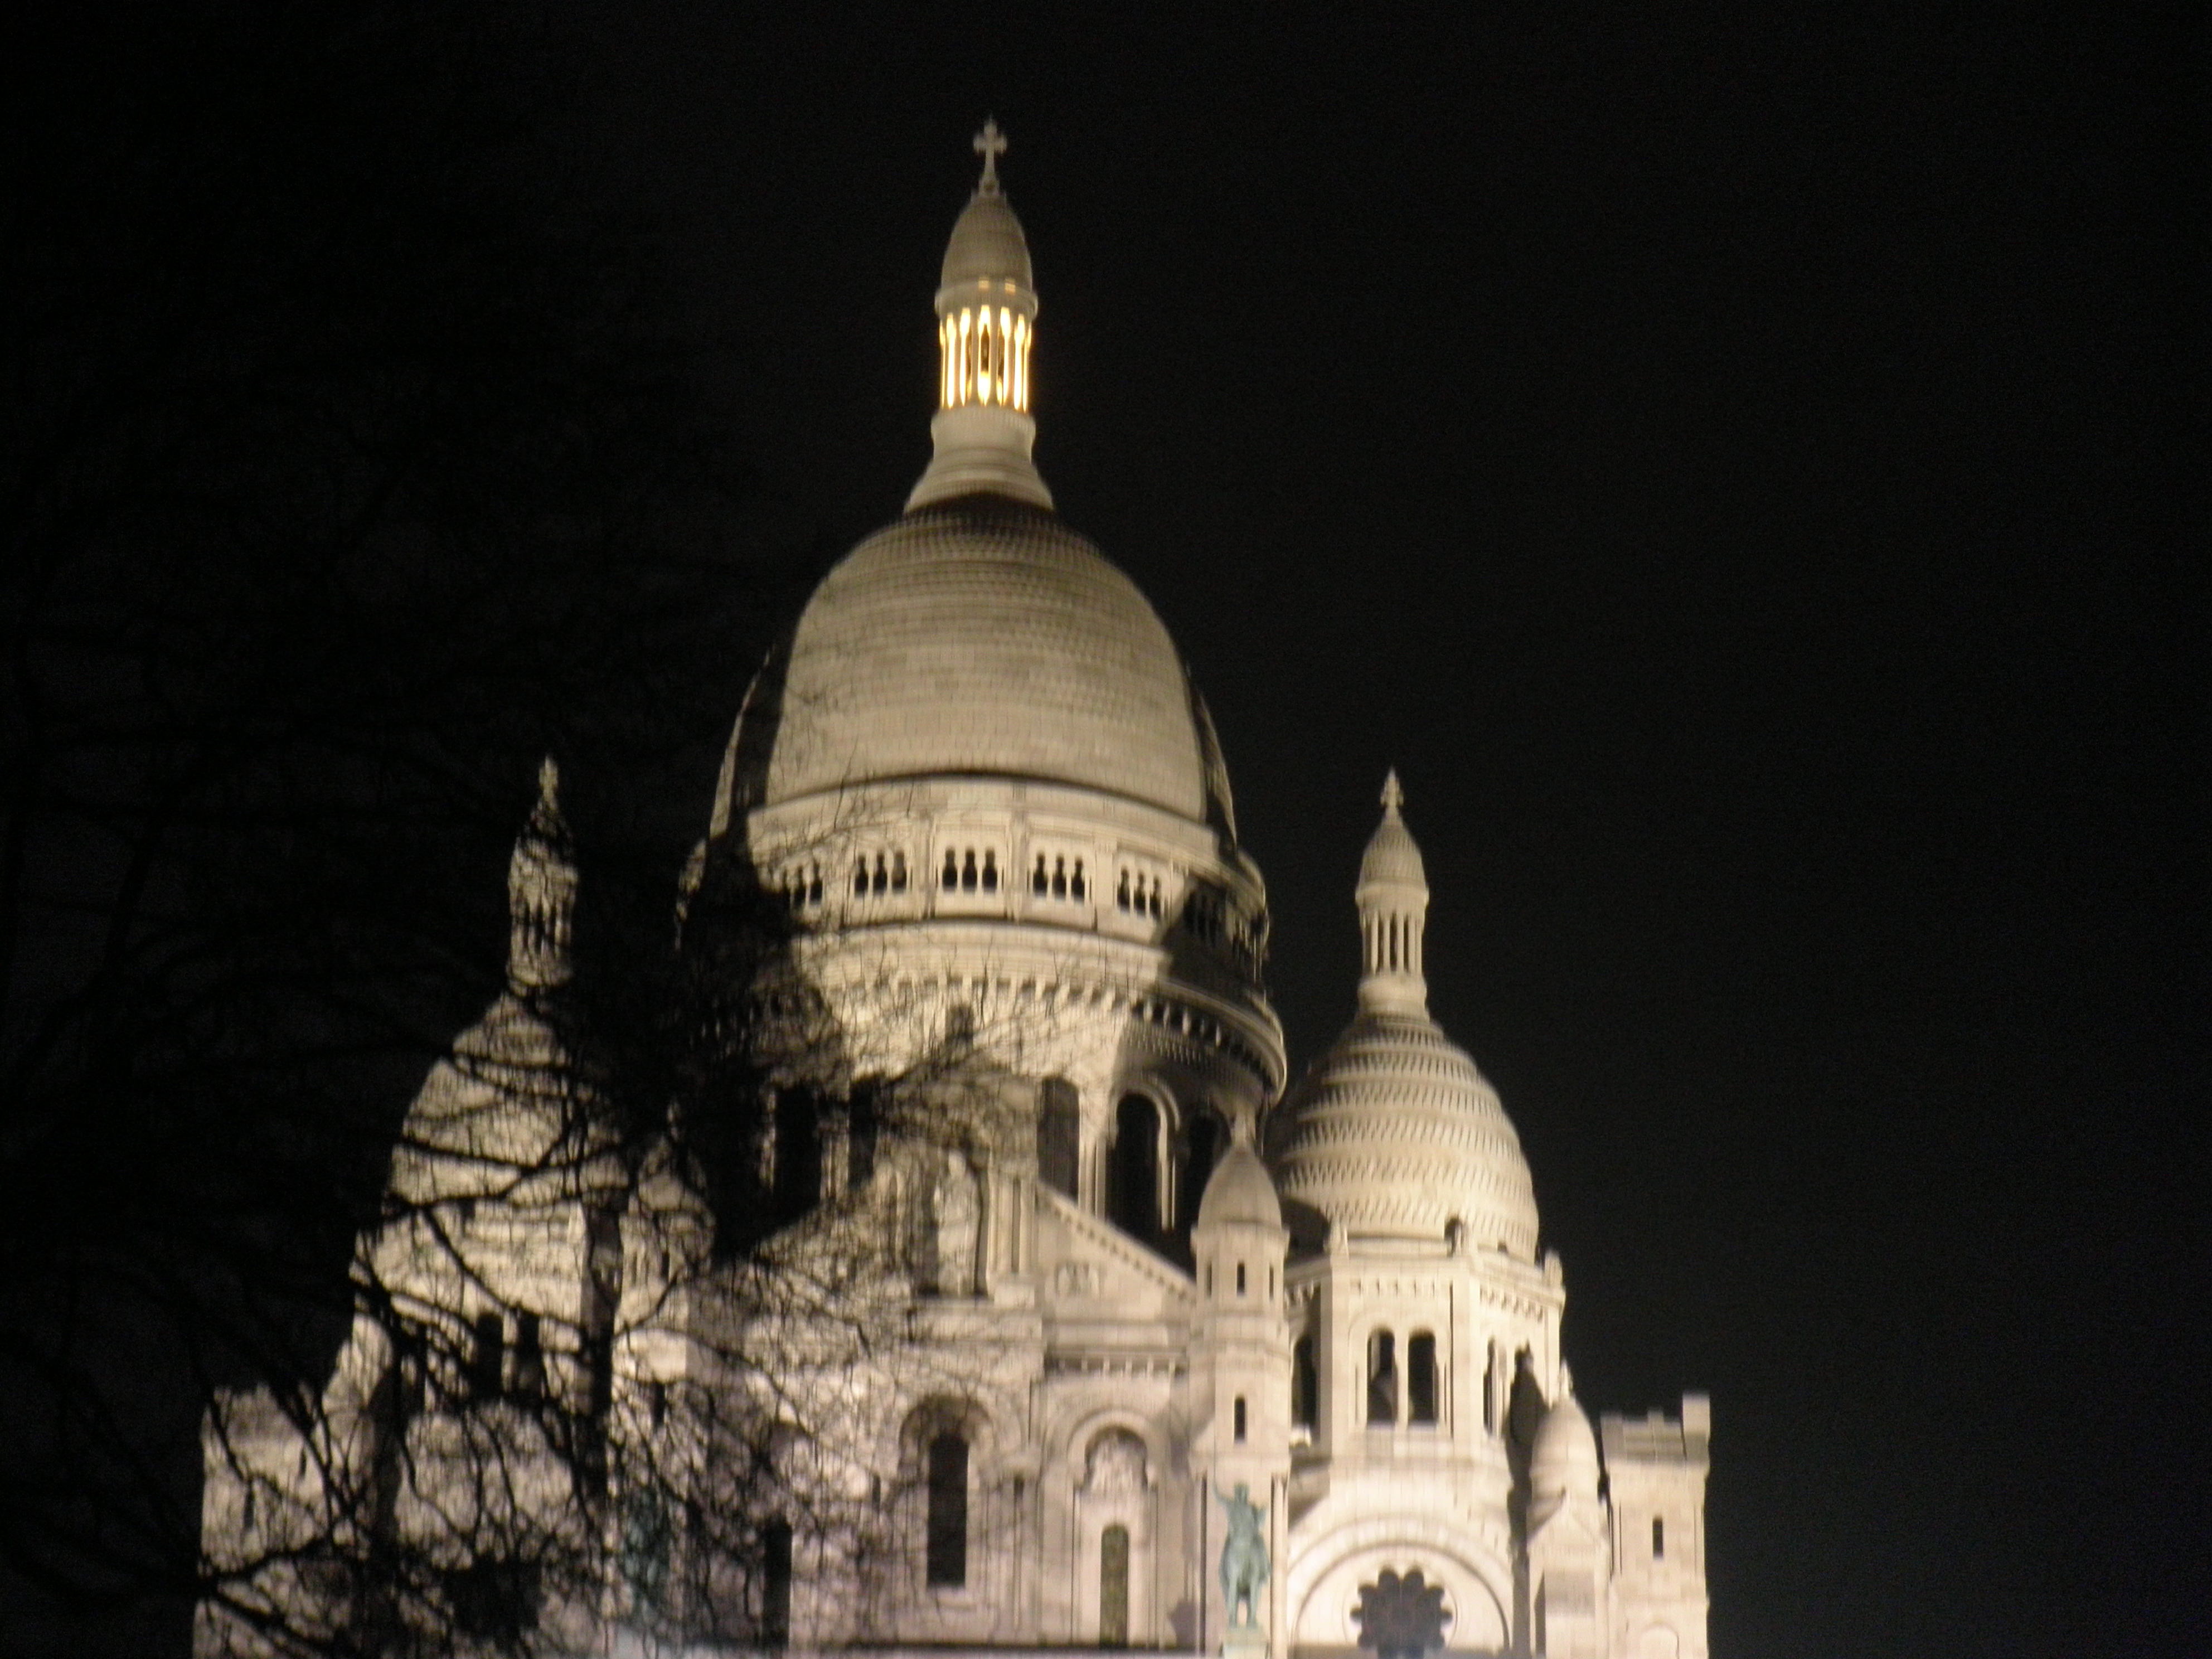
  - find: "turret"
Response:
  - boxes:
[1527,1368,1611,1658]
[1189,1126,1290,1651]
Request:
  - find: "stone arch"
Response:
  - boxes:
[1288,1518,1512,1657]
[1175,1100,1230,1233]
[895,1394,1004,1595]
[1105,1083,1176,1242]
[1056,1406,1165,1647]
[1082,1427,1150,1496]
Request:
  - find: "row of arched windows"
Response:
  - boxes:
[1367,1328,1440,1426]
[852,850,909,898]
[1031,852,1088,901]
[940,846,1001,894]
[1115,867,1165,919]
[780,862,826,911]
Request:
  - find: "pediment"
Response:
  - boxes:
[1035,1185,1195,1314]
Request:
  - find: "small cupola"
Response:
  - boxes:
[507,757,576,992]
[909,120,1054,511]
[1356,770,1429,1015]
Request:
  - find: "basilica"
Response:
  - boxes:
[198,128,1710,1659]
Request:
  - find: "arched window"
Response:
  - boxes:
[1037,1076,1080,1199]
[1408,1332,1438,1424]
[1108,1094,1161,1241]
[1367,1329,1398,1425]
[761,1519,793,1646]
[1293,1335,1318,1430]
[925,1432,968,1587]
[1181,1111,1226,1239]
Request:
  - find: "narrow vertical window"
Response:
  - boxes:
[1408,1331,1438,1424]
[762,1519,793,1646]
[469,1311,504,1401]
[1236,1262,1247,1295]
[1037,1077,1080,1199]
[1234,1395,1248,1442]
[925,1432,968,1587]
[1367,1330,1398,1425]
[1652,1516,1665,1560]
[511,1312,544,1403]
[1108,1095,1161,1241]
[1293,1335,1318,1430]
[1099,1523,1129,1647]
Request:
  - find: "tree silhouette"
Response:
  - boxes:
[1,3,755,1652]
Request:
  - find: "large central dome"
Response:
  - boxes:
[763,498,1216,822]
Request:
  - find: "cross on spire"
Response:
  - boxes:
[973,118,1007,191]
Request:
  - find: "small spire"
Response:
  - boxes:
[973,118,1007,192]
[1381,768,1404,815]
[509,754,576,991]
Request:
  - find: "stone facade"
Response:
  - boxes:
[196,133,1709,1659]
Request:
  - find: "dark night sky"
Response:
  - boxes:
[569,6,2193,1656]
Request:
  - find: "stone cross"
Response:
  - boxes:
[974,118,1007,189]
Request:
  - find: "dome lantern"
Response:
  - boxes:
[1356,770,1429,1015]
[507,757,575,992]
[909,120,1053,511]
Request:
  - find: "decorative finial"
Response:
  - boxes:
[973,118,1007,192]
[1381,768,1404,814]
[537,755,560,804]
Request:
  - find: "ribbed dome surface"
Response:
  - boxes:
[1270,1011,1539,1254]
[1359,817,1425,888]
[763,499,1211,819]
[942,190,1033,289]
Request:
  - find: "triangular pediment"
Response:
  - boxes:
[1035,1185,1196,1313]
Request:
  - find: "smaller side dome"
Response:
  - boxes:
[1532,1373,1602,1503]
[1196,1141,1282,1230]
